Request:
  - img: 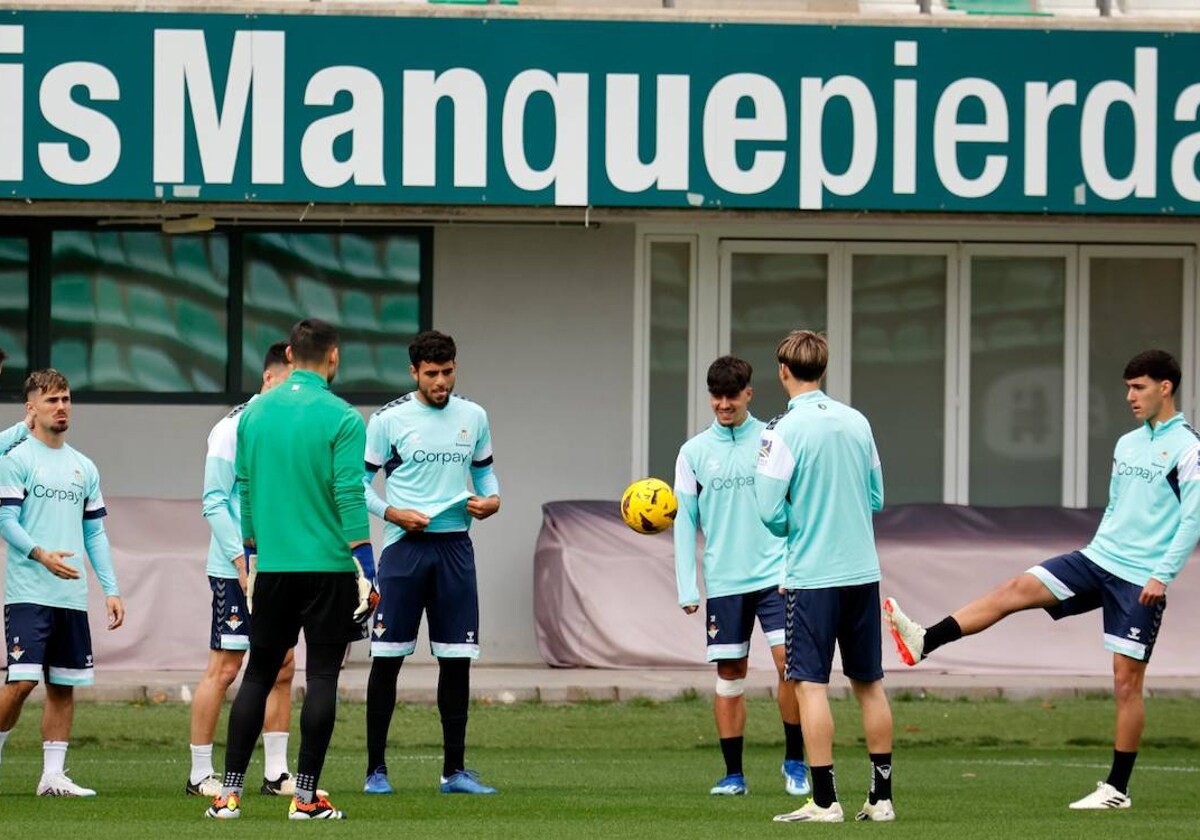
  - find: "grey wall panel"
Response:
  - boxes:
[430,224,637,662]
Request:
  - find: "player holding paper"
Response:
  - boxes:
[362,331,501,796]
[205,319,377,821]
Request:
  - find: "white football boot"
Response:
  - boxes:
[37,771,97,797]
[1069,782,1131,810]
[773,799,845,822]
[883,597,926,666]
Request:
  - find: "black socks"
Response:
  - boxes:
[1107,750,1137,794]
[719,736,744,776]
[923,616,963,658]
[869,752,893,803]
[783,722,805,762]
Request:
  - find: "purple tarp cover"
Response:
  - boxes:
[534,501,1200,676]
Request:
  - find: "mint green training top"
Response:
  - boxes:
[673,415,786,606]
[236,370,369,573]
[1083,412,1200,587]
[755,390,884,590]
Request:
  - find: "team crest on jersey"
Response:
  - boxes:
[707,617,719,640]
[373,619,387,638]
[85,654,93,667]
[456,428,471,447]
[9,643,23,662]
[226,612,243,631]
[466,631,475,643]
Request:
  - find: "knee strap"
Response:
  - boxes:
[715,677,745,698]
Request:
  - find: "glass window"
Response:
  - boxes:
[729,251,828,418]
[1087,257,1184,507]
[969,256,1066,506]
[242,233,422,393]
[852,254,947,504]
[0,237,29,395]
[49,231,229,393]
[647,241,691,484]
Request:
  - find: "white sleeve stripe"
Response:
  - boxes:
[364,447,384,467]
[1176,442,1200,482]
[674,452,698,496]
[756,431,796,482]
[474,442,493,460]
[870,440,882,469]
[0,485,25,498]
[85,494,106,511]
[206,418,237,463]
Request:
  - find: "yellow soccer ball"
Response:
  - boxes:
[620,477,678,535]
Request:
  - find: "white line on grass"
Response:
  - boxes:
[945,758,1199,773]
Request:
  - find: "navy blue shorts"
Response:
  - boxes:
[209,576,251,652]
[371,532,479,660]
[705,587,787,662]
[784,582,884,684]
[4,603,94,686]
[1028,551,1166,662]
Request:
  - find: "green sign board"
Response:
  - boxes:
[2,10,1199,214]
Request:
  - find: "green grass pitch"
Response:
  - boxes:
[0,693,1196,837]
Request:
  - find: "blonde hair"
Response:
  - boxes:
[776,330,828,382]
[24,368,70,399]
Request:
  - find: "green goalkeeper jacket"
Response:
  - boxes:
[236,369,370,573]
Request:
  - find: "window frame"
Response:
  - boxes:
[0,218,433,405]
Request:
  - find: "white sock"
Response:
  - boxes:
[190,743,215,784]
[43,741,67,778]
[0,729,10,763]
[262,731,289,781]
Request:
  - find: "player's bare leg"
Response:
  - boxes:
[1069,653,1146,810]
[710,658,748,794]
[41,683,73,741]
[36,683,92,796]
[794,681,834,767]
[950,573,1059,634]
[0,679,36,731]
[771,644,809,796]
[1113,654,1147,752]
[714,658,747,739]
[851,678,895,821]
[192,649,246,746]
[885,573,1059,664]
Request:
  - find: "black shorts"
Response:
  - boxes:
[249,572,361,649]
[371,532,479,659]
[784,582,884,684]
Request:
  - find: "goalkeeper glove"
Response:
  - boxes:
[351,543,379,624]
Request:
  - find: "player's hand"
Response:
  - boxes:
[387,507,430,532]
[466,495,500,520]
[682,605,699,615]
[232,554,249,595]
[1138,577,1167,606]
[106,596,125,630]
[354,579,381,625]
[32,548,80,580]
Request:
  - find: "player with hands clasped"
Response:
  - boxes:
[0,369,123,797]
[205,319,376,822]
[884,350,1200,811]
[673,356,808,798]
[363,331,501,796]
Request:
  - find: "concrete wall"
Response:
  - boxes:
[48,222,637,664]
[431,223,637,661]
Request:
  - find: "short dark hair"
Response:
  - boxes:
[707,356,752,397]
[409,331,456,367]
[1124,349,1181,395]
[263,341,289,371]
[288,318,339,364]
[0,347,7,365]
[25,369,70,398]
